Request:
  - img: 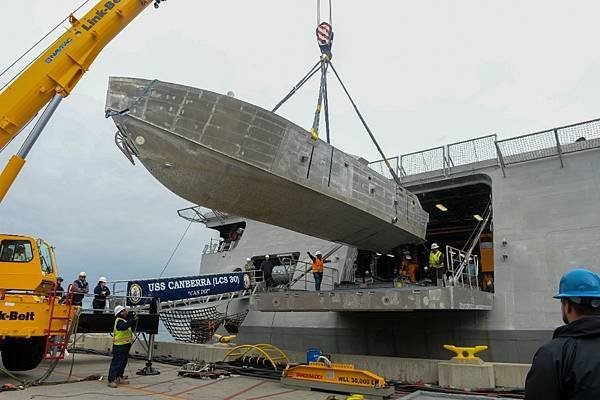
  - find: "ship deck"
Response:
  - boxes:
[251,286,493,312]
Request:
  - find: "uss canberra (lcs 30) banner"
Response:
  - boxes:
[126,272,250,306]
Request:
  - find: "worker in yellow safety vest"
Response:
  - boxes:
[108,305,137,388]
[427,243,446,286]
[307,250,331,291]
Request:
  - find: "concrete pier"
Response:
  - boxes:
[77,335,530,389]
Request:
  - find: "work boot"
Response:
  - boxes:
[118,377,130,385]
[107,381,118,388]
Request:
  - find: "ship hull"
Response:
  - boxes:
[106,77,427,252]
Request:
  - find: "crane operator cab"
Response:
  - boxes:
[0,234,72,371]
[0,235,58,293]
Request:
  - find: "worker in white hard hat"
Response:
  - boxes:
[69,272,89,306]
[307,250,331,291]
[428,243,445,286]
[92,276,111,314]
[244,257,255,285]
[108,305,137,388]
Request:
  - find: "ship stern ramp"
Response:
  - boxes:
[252,286,493,312]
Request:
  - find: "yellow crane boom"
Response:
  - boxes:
[0,0,158,201]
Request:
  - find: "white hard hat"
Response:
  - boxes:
[246,258,251,262]
[431,243,439,250]
[406,255,412,260]
[99,277,107,283]
[265,255,270,259]
[114,305,125,316]
[79,271,87,277]
[315,251,322,256]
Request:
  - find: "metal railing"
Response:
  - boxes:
[178,206,231,224]
[447,134,497,167]
[400,146,447,179]
[370,117,600,183]
[446,245,480,290]
[290,261,339,291]
[202,237,241,254]
[367,156,399,180]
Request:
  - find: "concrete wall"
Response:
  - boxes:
[78,336,529,388]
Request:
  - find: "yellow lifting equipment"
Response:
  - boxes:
[223,344,290,370]
[281,361,394,399]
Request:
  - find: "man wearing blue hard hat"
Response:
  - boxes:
[525,268,600,399]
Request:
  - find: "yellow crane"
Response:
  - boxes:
[0,0,163,202]
[0,0,163,371]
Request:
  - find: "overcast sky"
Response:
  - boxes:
[1,1,599,283]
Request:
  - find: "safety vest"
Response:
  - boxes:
[113,317,133,346]
[312,259,324,273]
[429,251,443,268]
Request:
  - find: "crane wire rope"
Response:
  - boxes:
[316,0,332,25]
[328,61,402,186]
[0,0,93,92]
[158,219,194,279]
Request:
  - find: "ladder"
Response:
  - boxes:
[43,283,75,361]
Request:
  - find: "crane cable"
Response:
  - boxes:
[328,61,402,186]
[316,0,333,25]
[0,0,93,91]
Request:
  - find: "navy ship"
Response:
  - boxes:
[106,78,600,363]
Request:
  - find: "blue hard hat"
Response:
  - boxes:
[554,268,600,299]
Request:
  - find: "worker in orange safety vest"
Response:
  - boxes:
[307,250,331,291]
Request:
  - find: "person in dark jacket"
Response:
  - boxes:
[108,305,137,388]
[56,277,65,301]
[70,272,89,306]
[259,255,275,288]
[525,268,600,400]
[92,277,110,314]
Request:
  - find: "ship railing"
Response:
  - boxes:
[178,206,231,225]
[285,244,344,291]
[70,292,157,315]
[83,270,265,313]
[292,261,339,292]
[446,245,480,290]
[368,117,600,183]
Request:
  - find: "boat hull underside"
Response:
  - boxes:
[116,116,422,250]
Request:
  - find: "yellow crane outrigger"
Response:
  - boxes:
[0,0,162,202]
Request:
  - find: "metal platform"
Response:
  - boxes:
[251,287,493,312]
[105,77,428,252]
